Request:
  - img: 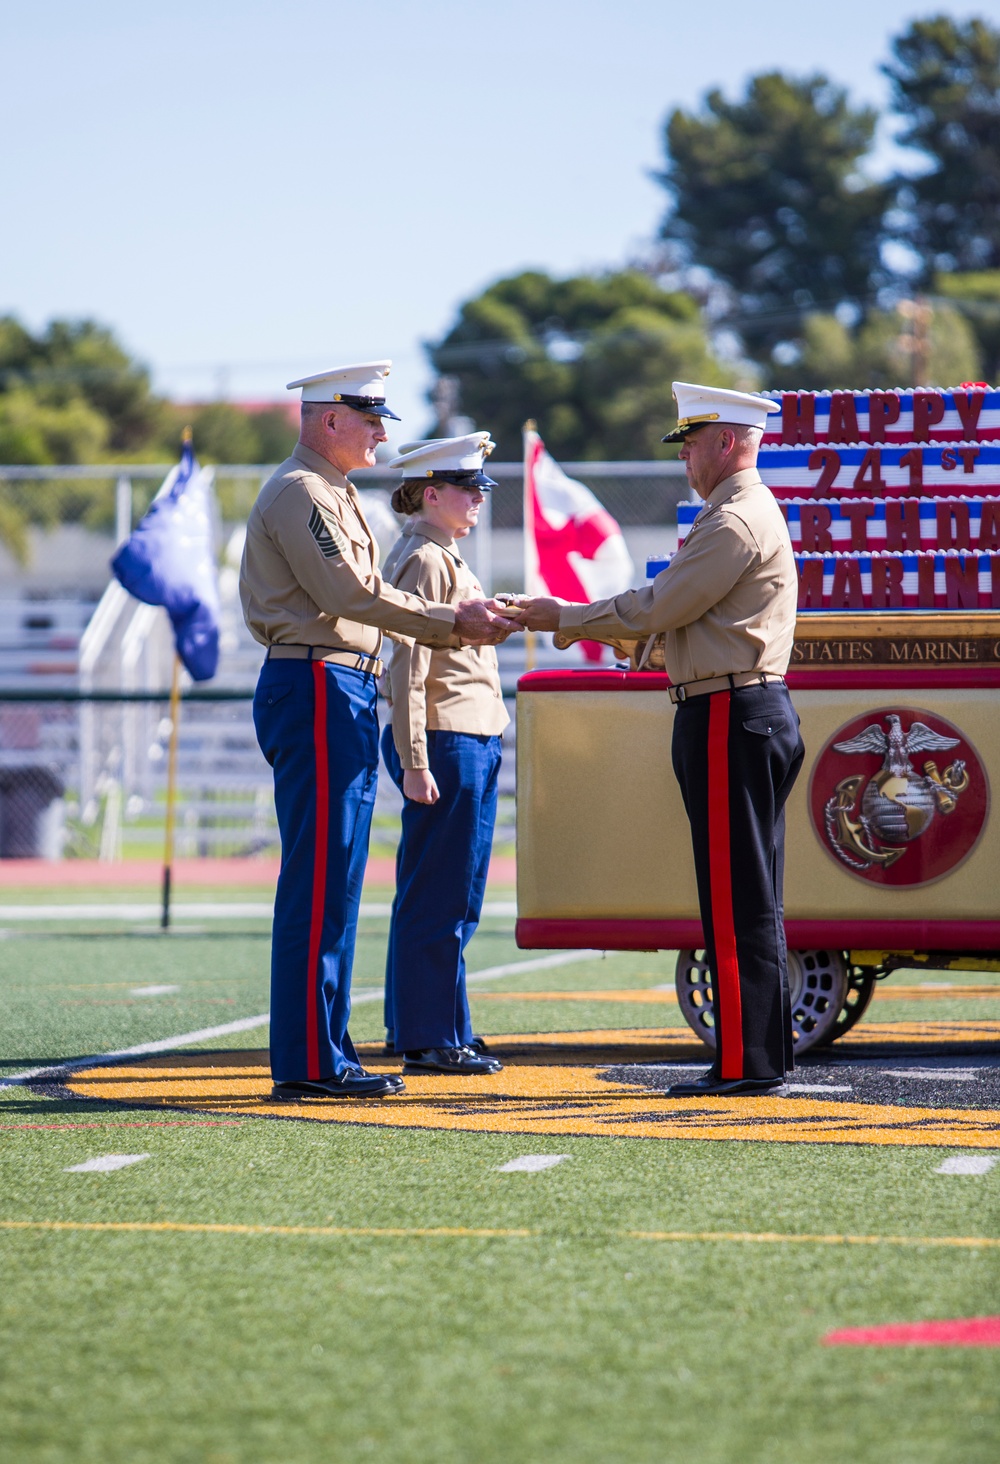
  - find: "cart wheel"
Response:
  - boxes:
[812,962,878,1047]
[674,948,850,1054]
[674,949,717,1049]
[788,950,850,1050]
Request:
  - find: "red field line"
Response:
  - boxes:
[0,1121,245,1129]
[824,1317,1000,1347]
[0,856,516,889]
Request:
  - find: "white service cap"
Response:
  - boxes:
[394,439,449,456]
[662,381,781,442]
[285,361,400,419]
[388,431,497,487]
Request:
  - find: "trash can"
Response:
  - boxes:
[0,766,65,858]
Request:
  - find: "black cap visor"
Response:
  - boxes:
[661,422,705,444]
[327,393,401,422]
[404,469,495,490]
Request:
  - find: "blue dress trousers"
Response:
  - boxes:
[253,658,379,1082]
[381,725,502,1052]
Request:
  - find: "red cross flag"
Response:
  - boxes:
[523,424,636,662]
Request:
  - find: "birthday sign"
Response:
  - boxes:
[756,386,1000,613]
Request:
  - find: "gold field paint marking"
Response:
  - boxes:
[872,986,1000,1002]
[628,1230,1000,1249]
[474,990,678,1003]
[0,1220,534,1239]
[472,987,1000,1005]
[0,1220,993,1251]
[842,1020,1000,1044]
[61,1030,1000,1149]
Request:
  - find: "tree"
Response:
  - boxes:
[657,73,890,344]
[0,314,301,560]
[159,401,299,465]
[248,407,299,464]
[856,301,980,386]
[427,269,734,459]
[884,15,1000,276]
[935,270,1000,380]
[0,314,167,463]
[0,314,300,469]
[38,319,166,452]
[768,302,981,391]
[0,387,108,466]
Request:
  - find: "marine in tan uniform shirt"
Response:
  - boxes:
[513,381,805,1097]
[241,441,460,658]
[240,361,516,1103]
[377,431,510,1073]
[555,465,797,684]
[382,517,509,768]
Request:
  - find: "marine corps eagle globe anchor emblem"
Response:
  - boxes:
[824,714,970,872]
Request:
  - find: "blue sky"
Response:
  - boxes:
[0,0,972,443]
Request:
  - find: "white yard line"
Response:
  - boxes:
[935,1155,997,1175]
[130,985,180,997]
[0,1014,272,1087]
[785,1083,854,1094]
[465,949,615,984]
[65,1154,150,1174]
[627,1063,704,1072]
[498,1154,571,1173]
[1,950,615,1088]
[0,903,275,921]
[885,1069,980,1080]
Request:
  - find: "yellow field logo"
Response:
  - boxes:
[63,1027,1000,1150]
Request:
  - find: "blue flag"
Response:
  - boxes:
[111,439,221,681]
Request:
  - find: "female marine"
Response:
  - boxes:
[381,433,509,1074]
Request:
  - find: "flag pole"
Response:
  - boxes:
[522,419,537,673]
[160,651,182,930]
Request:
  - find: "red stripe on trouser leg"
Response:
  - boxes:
[707,692,743,1079]
[305,662,329,1081]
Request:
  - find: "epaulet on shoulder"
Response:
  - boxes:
[403,535,449,563]
[266,469,309,503]
[271,459,310,484]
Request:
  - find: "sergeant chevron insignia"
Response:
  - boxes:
[308,503,349,559]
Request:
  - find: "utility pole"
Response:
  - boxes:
[898,297,933,386]
[430,374,474,437]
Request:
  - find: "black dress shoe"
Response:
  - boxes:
[466,1035,490,1054]
[384,1032,395,1055]
[667,1069,785,1097]
[271,1070,403,1101]
[402,1046,503,1075]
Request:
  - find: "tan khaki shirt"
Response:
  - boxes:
[240,443,457,654]
[558,468,797,684]
[382,519,509,770]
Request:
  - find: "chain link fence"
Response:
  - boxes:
[0,458,686,862]
[0,689,519,863]
[0,691,272,861]
[0,461,689,598]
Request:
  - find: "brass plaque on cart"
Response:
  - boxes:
[792,613,1000,668]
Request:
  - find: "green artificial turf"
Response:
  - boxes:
[0,901,998,1462]
[0,1108,997,1464]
